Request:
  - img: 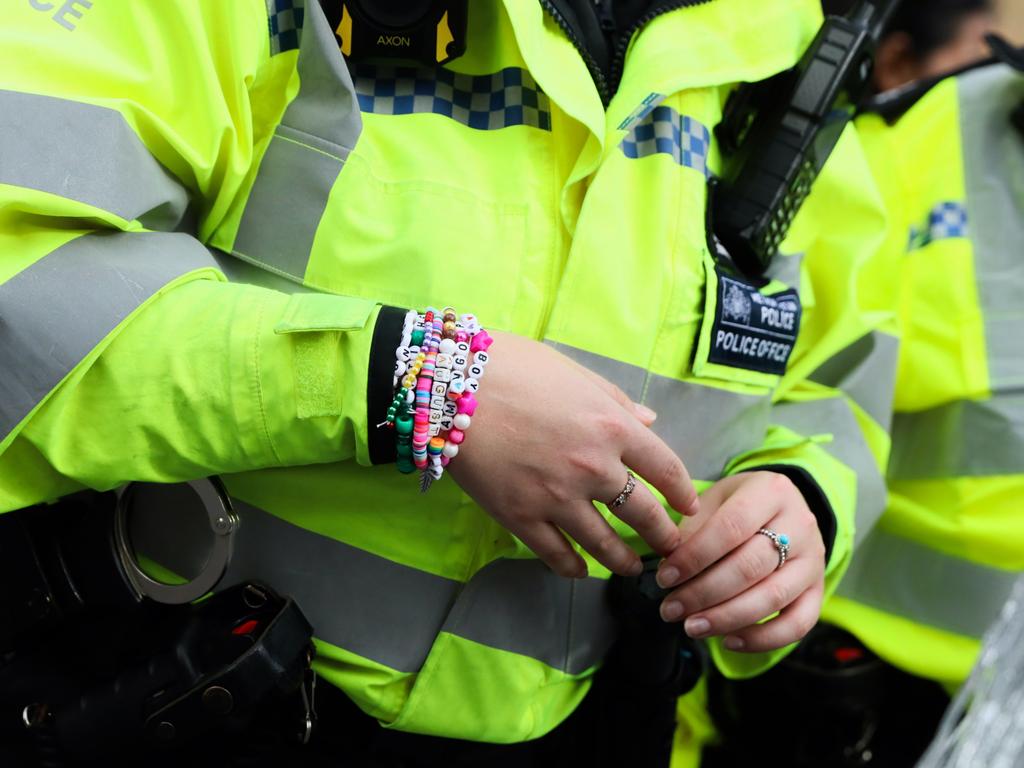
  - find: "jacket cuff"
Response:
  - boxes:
[741,464,837,564]
[367,305,407,465]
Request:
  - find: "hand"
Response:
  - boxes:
[655,472,825,652]
[448,330,700,579]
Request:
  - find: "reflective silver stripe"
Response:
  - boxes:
[0,231,218,441]
[809,331,898,432]
[136,499,614,674]
[234,0,361,279]
[0,90,191,231]
[887,393,1024,480]
[436,557,615,674]
[764,252,803,293]
[960,66,1024,389]
[546,342,771,480]
[836,526,1018,638]
[772,397,887,544]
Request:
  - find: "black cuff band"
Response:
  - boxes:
[742,465,837,564]
[367,305,407,465]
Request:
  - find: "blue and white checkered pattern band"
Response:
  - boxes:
[350,65,552,131]
[266,0,304,56]
[908,201,969,250]
[619,106,711,176]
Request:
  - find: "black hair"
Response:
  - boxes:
[821,0,993,58]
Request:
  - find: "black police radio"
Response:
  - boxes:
[712,0,899,278]
[322,1,468,65]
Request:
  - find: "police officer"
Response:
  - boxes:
[700,5,1024,767]
[0,1,887,764]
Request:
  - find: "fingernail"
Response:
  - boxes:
[684,617,711,637]
[628,559,643,577]
[723,636,745,651]
[683,497,700,517]
[634,404,657,422]
[656,566,680,589]
[660,600,684,621]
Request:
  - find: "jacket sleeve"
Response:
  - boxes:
[0,1,389,512]
[709,124,900,677]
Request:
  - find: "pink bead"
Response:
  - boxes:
[448,429,465,444]
[470,330,493,353]
[441,455,451,467]
[455,330,469,343]
[456,394,477,416]
[416,379,431,392]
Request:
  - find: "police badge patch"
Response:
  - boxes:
[707,269,801,376]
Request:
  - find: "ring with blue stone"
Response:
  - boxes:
[757,527,790,570]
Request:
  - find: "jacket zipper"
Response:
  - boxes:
[607,1,714,101]
[539,0,715,106]
[538,0,612,103]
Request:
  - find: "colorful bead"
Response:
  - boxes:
[401,373,417,389]
[457,394,477,416]
[470,330,493,353]
[448,429,465,445]
[411,329,425,346]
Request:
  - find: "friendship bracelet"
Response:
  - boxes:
[383,306,492,491]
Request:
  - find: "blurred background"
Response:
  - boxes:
[996,0,1023,40]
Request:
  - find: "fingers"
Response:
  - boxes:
[605,474,680,557]
[659,523,781,619]
[657,473,792,587]
[675,555,819,641]
[512,520,588,579]
[620,425,699,517]
[721,582,823,653]
[558,500,644,577]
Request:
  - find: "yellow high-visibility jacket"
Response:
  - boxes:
[1,0,888,741]
[823,62,1024,688]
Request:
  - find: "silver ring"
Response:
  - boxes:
[608,471,638,510]
[757,527,790,570]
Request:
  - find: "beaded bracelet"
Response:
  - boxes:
[383,306,492,491]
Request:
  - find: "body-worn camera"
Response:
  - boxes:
[322,1,468,65]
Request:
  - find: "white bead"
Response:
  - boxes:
[453,355,468,370]
[460,314,477,325]
[465,378,480,393]
[433,367,451,383]
[450,370,464,383]
[442,442,459,458]
[430,395,445,410]
[473,351,490,366]
[428,423,441,436]
[435,353,453,369]
[428,463,443,480]
[443,400,458,417]
[396,346,411,362]
[455,342,470,355]
[432,381,447,397]
[438,339,457,355]
[439,416,454,431]
[453,414,471,430]
[405,389,416,404]
[468,364,485,379]
[408,345,421,356]
[395,360,407,377]
[429,408,442,423]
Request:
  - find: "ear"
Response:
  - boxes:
[873,31,924,93]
